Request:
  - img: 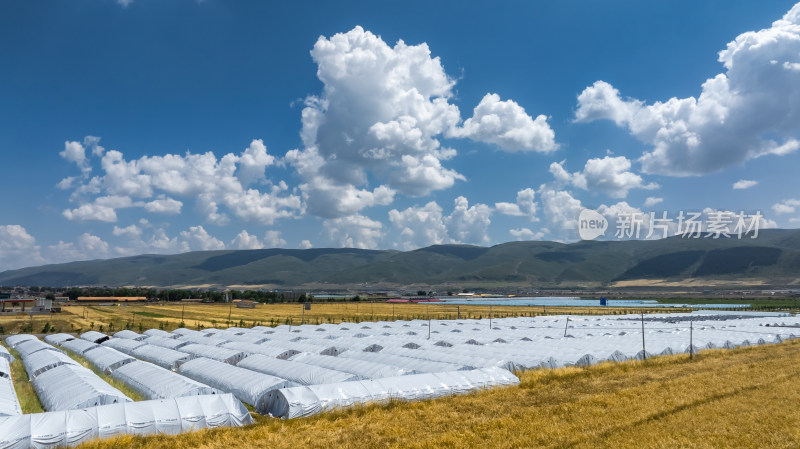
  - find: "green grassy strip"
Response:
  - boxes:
[1,342,44,414]
[61,347,146,402]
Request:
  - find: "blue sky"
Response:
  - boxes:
[1,0,800,271]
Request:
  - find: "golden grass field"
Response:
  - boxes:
[0,302,692,336]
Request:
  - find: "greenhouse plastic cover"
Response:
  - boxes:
[236,354,358,385]
[143,336,189,350]
[101,337,147,354]
[289,353,411,379]
[0,393,253,449]
[0,346,12,364]
[338,351,467,373]
[60,338,99,355]
[0,376,21,417]
[266,366,519,419]
[177,344,248,365]
[111,360,218,400]
[178,357,295,414]
[82,347,135,374]
[0,358,9,378]
[43,334,74,346]
[4,335,37,349]
[33,364,131,411]
[131,344,194,370]
[113,330,147,341]
[142,328,174,338]
[79,331,110,344]
[221,341,300,360]
[22,350,80,380]
[13,339,62,359]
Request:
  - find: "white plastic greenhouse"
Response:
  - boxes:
[113,330,147,341]
[131,344,194,370]
[265,366,519,419]
[289,353,411,379]
[32,363,131,411]
[176,344,248,365]
[13,340,61,359]
[0,376,21,417]
[43,334,74,346]
[4,335,37,349]
[178,357,295,414]
[0,393,253,449]
[22,350,80,380]
[81,346,135,374]
[101,337,147,354]
[0,346,12,363]
[60,338,99,355]
[79,331,110,344]
[236,354,358,385]
[143,336,189,350]
[111,361,218,399]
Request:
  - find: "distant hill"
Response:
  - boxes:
[2,229,800,289]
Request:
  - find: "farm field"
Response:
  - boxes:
[0,302,693,336]
[70,338,800,449]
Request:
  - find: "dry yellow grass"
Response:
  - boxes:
[0,302,690,335]
[74,340,800,449]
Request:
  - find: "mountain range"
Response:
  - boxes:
[1,229,799,290]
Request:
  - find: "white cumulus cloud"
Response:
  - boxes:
[549,156,658,199]
[733,179,758,190]
[388,201,448,249]
[444,196,492,245]
[575,4,800,176]
[287,26,555,218]
[324,214,384,249]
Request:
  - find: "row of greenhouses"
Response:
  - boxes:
[2,311,796,448]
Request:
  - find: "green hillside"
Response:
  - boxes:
[1,229,799,289]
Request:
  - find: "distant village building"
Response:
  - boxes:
[75,296,147,303]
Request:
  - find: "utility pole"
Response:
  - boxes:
[689,320,694,360]
[181,304,185,322]
[641,312,646,359]
[301,304,305,325]
[489,305,493,329]
[564,316,570,337]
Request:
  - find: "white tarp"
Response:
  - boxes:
[237,354,358,385]
[22,350,80,380]
[0,346,12,364]
[177,334,230,347]
[221,341,300,360]
[111,361,218,399]
[60,339,99,355]
[0,393,253,449]
[4,335,37,349]
[266,367,519,419]
[142,336,188,350]
[101,338,147,354]
[178,357,294,414]
[13,340,61,359]
[0,377,22,417]
[131,344,194,370]
[0,359,9,378]
[289,353,410,379]
[32,364,131,411]
[113,330,146,341]
[79,331,110,344]
[177,344,248,365]
[338,351,467,373]
[81,347,135,374]
[43,334,74,346]
[142,329,174,338]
